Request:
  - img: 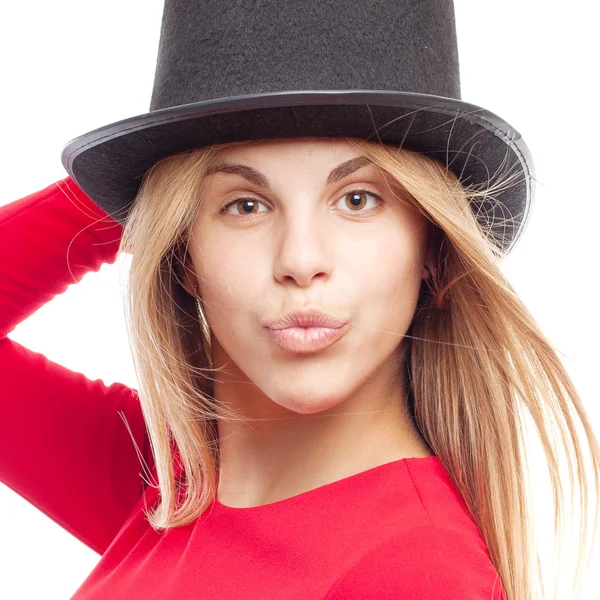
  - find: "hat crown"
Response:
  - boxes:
[150,0,461,111]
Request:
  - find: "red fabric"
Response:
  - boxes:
[0,178,506,599]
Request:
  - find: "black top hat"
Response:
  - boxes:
[61,0,534,257]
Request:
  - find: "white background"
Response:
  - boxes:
[1,1,599,598]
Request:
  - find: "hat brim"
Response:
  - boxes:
[61,90,534,256]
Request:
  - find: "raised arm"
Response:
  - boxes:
[0,177,154,555]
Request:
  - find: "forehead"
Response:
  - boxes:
[206,138,389,187]
[221,143,352,177]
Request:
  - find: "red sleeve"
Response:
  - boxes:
[0,177,154,556]
[323,526,506,600]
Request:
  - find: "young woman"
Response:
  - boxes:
[1,1,598,599]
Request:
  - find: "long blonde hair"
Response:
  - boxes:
[114,136,599,600]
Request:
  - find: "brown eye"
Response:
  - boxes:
[345,191,367,210]
[220,188,383,218]
[335,189,382,213]
[221,197,268,216]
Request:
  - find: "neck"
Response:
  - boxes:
[213,371,433,509]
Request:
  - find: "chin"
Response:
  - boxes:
[267,390,351,415]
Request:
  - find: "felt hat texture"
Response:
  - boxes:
[61,0,535,257]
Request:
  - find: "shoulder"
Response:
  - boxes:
[323,526,506,600]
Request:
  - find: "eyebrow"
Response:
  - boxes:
[205,155,373,188]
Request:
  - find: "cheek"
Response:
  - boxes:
[191,238,264,336]
[363,227,423,288]
[358,237,423,334]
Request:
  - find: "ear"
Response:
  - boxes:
[423,252,437,280]
[421,218,442,280]
[174,251,197,297]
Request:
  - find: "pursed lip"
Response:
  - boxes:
[265,307,348,330]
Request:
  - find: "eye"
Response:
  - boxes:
[219,188,384,217]
[220,197,270,216]
[334,189,383,214]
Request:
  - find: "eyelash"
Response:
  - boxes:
[218,187,385,218]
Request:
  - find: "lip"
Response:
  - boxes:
[265,324,349,354]
[265,307,348,330]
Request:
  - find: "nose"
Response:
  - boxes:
[271,211,334,289]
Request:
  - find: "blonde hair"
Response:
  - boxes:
[113,136,599,600]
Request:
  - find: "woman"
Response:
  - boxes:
[1,1,598,599]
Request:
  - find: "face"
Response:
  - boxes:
[185,138,432,418]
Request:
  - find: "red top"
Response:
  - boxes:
[0,178,506,599]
